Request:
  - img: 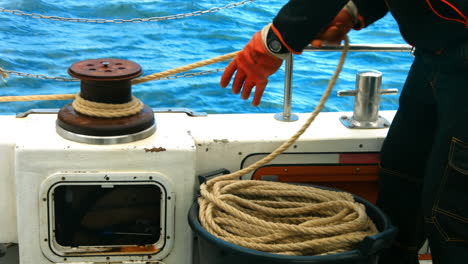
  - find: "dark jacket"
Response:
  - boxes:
[272,0,468,53]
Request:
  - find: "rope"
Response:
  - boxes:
[198,36,378,256]
[0,92,144,119]
[0,67,8,78]
[0,94,75,102]
[131,51,238,85]
[72,93,144,118]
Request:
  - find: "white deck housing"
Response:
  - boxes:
[0,110,395,263]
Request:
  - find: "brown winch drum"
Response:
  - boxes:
[56,58,156,144]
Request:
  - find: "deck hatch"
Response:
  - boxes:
[53,184,162,247]
[39,172,175,263]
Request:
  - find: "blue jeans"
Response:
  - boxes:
[377,41,468,264]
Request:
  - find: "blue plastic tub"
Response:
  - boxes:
[188,186,397,264]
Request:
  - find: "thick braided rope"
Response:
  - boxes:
[131,51,238,85]
[198,37,378,256]
[72,93,144,118]
[0,67,8,78]
[0,94,76,102]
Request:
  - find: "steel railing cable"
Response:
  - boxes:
[0,0,254,94]
[0,51,237,102]
[0,44,413,102]
[0,68,78,82]
[0,67,224,83]
[0,0,256,24]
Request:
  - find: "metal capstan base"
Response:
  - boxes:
[56,123,156,145]
[56,58,156,144]
[339,115,390,129]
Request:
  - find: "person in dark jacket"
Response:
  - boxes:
[220,1,468,264]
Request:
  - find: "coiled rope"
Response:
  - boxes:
[198,36,378,256]
[72,93,144,118]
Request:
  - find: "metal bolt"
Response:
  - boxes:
[101,61,110,67]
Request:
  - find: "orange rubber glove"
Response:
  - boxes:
[220,28,283,106]
[311,8,357,48]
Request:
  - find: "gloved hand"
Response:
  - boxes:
[220,27,283,106]
[311,6,358,48]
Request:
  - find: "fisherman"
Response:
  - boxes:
[220,1,468,263]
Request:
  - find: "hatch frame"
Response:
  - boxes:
[38,172,175,263]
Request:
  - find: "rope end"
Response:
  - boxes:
[0,67,9,79]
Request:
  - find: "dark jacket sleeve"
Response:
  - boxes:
[272,0,389,53]
[353,0,388,27]
[272,0,348,53]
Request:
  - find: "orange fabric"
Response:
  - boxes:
[418,254,433,260]
[220,30,283,106]
[426,0,468,27]
[252,164,379,203]
[311,9,356,48]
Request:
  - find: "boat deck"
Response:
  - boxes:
[1,244,433,264]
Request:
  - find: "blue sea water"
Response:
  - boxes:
[0,0,413,114]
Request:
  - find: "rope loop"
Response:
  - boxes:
[72,93,144,118]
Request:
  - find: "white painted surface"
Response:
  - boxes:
[14,113,196,264]
[0,116,20,243]
[188,111,395,178]
[1,110,399,263]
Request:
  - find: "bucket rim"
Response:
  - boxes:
[188,202,366,261]
[188,185,396,261]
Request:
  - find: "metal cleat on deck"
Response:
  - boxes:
[338,70,398,129]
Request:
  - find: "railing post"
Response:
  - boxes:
[275,53,298,122]
[273,44,411,123]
